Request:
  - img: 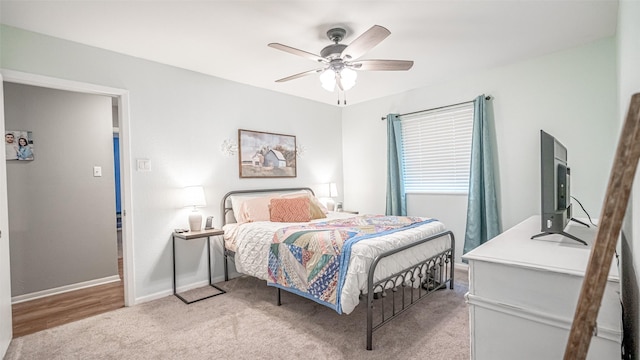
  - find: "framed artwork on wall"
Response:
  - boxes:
[238,129,297,178]
[5,130,34,161]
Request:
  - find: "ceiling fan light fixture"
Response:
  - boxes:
[320,68,357,92]
[320,69,336,91]
[340,68,357,91]
[270,24,409,99]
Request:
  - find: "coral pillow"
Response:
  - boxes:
[269,197,311,222]
[280,193,328,219]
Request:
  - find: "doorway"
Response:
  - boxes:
[1,70,134,326]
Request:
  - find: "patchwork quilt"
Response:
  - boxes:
[267,215,435,313]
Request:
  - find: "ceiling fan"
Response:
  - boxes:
[268,25,414,104]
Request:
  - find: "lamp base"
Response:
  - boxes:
[188,211,202,232]
[324,198,336,212]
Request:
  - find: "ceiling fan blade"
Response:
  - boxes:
[275,68,324,83]
[340,25,391,61]
[268,43,326,63]
[349,59,414,71]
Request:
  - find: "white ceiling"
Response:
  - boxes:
[0,1,619,106]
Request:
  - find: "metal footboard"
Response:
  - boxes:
[366,230,455,350]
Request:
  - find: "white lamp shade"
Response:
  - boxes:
[329,183,338,198]
[340,68,357,91]
[320,69,336,91]
[183,186,206,208]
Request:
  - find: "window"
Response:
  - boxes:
[400,102,474,193]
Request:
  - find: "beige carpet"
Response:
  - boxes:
[5,268,470,360]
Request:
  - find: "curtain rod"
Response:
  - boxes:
[380,95,492,121]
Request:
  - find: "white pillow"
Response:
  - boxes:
[236,195,274,223]
[228,195,260,217]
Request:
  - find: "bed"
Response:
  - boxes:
[220,187,455,350]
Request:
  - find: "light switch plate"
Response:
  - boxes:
[136,159,151,171]
[93,166,102,177]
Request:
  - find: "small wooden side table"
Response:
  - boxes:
[172,228,226,304]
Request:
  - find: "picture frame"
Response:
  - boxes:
[5,130,34,161]
[238,129,297,178]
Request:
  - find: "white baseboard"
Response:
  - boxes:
[134,279,220,305]
[12,275,121,304]
[134,290,173,305]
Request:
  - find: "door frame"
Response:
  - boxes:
[0,69,135,307]
[0,73,12,357]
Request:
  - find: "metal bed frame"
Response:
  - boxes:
[220,188,455,350]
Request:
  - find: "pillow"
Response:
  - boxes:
[236,196,274,223]
[308,200,328,220]
[229,191,327,222]
[280,192,329,218]
[229,195,259,216]
[269,197,311,222]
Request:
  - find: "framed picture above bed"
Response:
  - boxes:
[238,129,297,178]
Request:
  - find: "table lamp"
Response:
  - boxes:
[184,186,206,231]
[326,182,338,211]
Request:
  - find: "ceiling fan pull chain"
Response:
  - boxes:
[337,91,347,106]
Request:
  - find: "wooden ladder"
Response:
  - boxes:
[564,93,640,359]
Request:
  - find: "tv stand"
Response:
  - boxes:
[570,217,590,228]
[530,230,588,246]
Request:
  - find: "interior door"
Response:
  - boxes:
[0,75,14,356]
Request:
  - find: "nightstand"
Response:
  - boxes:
[172,228,226,304]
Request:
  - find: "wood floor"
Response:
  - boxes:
[11,257,124,338]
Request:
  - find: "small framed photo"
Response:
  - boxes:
[5,130,34,161]
[238,129,296,178]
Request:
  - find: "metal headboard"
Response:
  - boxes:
[220,187,315,226]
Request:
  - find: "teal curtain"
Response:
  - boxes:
[386,114,406,215]
[463,95,501,254]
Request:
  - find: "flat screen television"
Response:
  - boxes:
[531,130,587,245]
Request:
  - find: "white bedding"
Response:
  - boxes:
[223,212,449,314]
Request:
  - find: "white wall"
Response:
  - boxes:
[342,37,618,263]
[4,83,119,297]
[619,1,640,265]
[618,1,640,357]
[407,194,468,263]
[0,25,343,302]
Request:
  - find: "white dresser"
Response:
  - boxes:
[463,216,621,360]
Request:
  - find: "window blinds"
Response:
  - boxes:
[400,102,474,193]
